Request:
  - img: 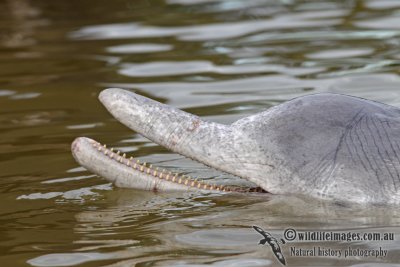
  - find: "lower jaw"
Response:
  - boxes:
[72,137,268,194]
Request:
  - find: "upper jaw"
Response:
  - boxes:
[98,88,252,182]
[71,88,269,193]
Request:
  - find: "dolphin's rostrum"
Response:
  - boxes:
[71,88,400,204]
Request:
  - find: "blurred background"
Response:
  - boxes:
[1,0,400,266]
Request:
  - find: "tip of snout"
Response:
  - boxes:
[71,137,93,159]
[99,88,125,106]
[99,88,145,115]
[71,137,83,154]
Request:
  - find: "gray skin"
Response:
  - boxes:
[72,88,400,205]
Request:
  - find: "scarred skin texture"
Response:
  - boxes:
[72,88,400,205]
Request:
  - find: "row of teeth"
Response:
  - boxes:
[90,140,235,192]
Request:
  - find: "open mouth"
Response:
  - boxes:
[71,87,400,205]
[72,136,267,194]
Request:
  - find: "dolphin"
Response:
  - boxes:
[71,88,400,204]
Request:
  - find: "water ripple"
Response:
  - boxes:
[3,0,400,266]
[70,11,344,41]
[27,252,113,267]
[17,184,112,201]
[118,61,323,77]
[107,43,173,54]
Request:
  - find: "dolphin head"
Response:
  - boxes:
[72,88,400,204]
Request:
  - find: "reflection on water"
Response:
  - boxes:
[70,10,344,41]
[1,0,400,266]
[33,191,400,266]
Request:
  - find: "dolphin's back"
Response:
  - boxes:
[232,93,400,203]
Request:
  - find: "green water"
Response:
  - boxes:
[1,0,400,266]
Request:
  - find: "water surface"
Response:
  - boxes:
[1,0,400,266]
